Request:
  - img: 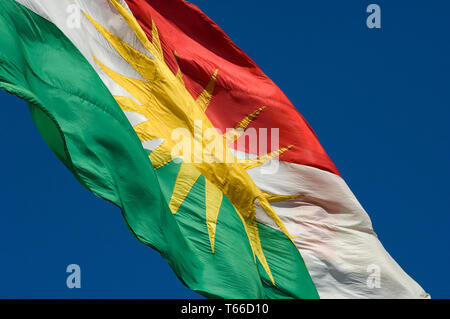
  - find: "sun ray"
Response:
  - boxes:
[205,179,223,253]
[241,213,275,284]
[257,197,293,241]
[93,56,150,104]
[114,96,144,113]
[239,145,293,170]
[149,151,174,170]
[169,163,202,214]
[109,0,162,59]
[263,192,304,203]
[84,12,157,80]
[224,106,267,144]
[150,19,164,58]
[133,120,159,141]
[235,106,266,131]
[173,51,187,87]
[176,67,185,85]
[196,69,219,113]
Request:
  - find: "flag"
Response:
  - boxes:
[0,0,428,298]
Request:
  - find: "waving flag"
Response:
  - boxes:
[0,0,428,298]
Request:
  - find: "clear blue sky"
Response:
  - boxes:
[0,0,448,298]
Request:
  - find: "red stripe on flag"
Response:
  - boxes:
[124,0,339,176]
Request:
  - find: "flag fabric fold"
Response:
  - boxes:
[0,0,428,299]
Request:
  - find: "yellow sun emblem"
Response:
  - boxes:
[85,0,298,284]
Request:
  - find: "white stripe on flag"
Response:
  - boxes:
[250,160,429,298]
[16,0,150,105]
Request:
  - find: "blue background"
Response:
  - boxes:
[0,0,448,298]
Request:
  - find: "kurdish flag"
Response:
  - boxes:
[0,0,428,299]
